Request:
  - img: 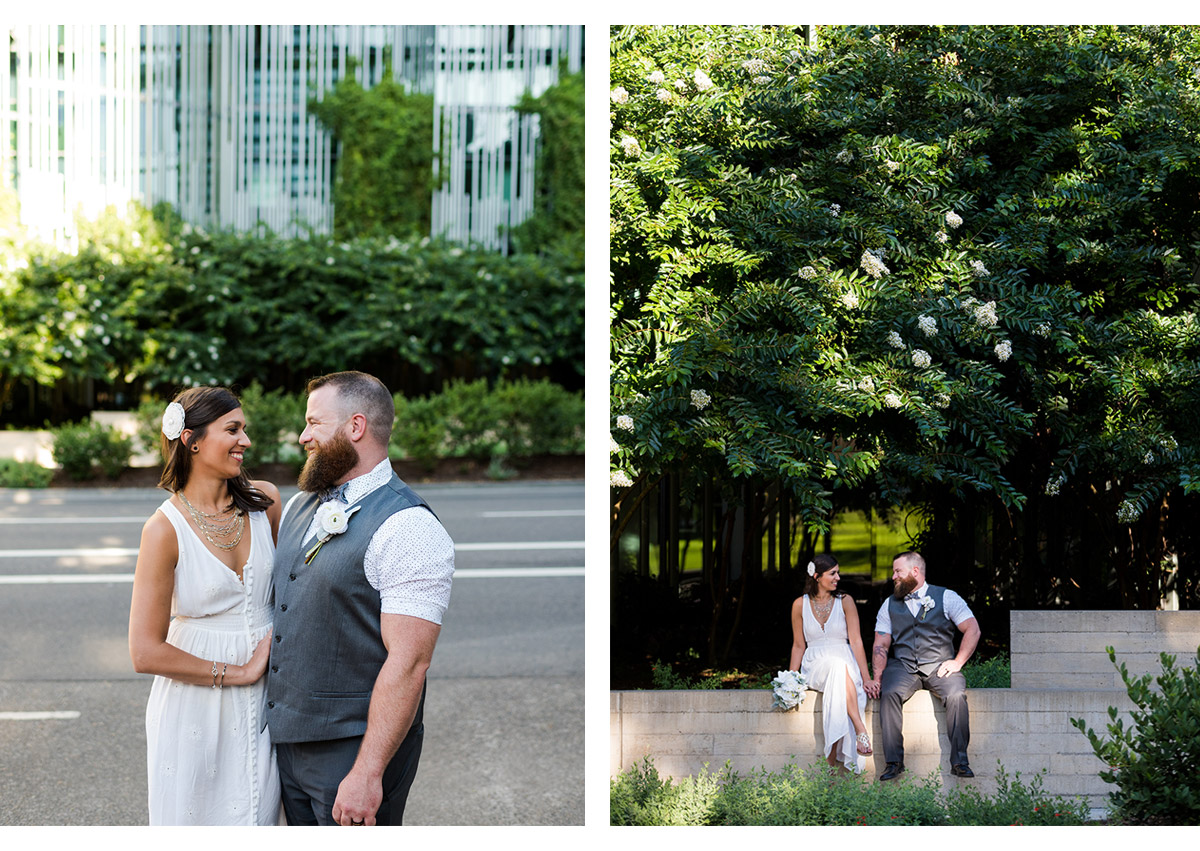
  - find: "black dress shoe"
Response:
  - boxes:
[879,762,905,781]
[951,763,974,778]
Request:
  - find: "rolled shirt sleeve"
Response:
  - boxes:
[363,507,455,624]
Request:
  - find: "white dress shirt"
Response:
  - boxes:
[874,582,973,635]
[282,458,454,624]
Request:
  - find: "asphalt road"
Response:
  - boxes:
[0,480,584,826]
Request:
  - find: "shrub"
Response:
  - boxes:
[50,420,133,480]
[236,382,306,468]
[1071,644,1200,825]
[610,756,1090,825]
[0,458,54,488]
[963,654,1011,688]
[944,762,1090,825]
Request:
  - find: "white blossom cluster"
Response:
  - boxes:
[611,87,630,104]
[994,340,1012,362]
[860,250,890,279]
[936,231,949,244]
[798,266,818,280]
[648,70,666,84]
[829,203,841,217]
[857,377,875,393]
[970,259,990,277]
[917,315,938,336]
[1034,323,1051,337]
[836,149,854,164]
[616,415,635,432]
[945,210,963,229]
[610,470,634,488]
[742,58,768,74]
[690,389,711,410]
[840,290,860,309]
[884,393,903,408]
[752,76,771,85]
[933,392,951,409]
[885,160,900,173]
[610,435,620,453]
[973,301,999,327]
[1116,500,1140,524]
[674,78,688,91]
[886,330,905,349]
[1143,451,1155,464]
[656,89,671,102]
[694,69,714,91]
[620,136,642,158]
[911,349,932,368]
[1045,473,1066,496]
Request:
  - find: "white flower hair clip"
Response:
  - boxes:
[161,401,185,440]
[806,561,816,577]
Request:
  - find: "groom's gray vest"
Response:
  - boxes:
[888,585,956,676]
[264,473,431,743]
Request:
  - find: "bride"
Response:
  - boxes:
[789,553,873,772]
[128,386,282,824]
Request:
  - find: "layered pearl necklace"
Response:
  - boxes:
[178,490,245,550]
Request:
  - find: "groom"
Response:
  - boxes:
[865,551,980,781]
[265,371,454,825]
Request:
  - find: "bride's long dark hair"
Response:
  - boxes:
[804,553,843,598]
[157,386,274,514]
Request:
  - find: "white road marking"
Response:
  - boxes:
[0,541,584,559]
[480,510,584,517]
[0,566,583,584]
[0,711,81,721]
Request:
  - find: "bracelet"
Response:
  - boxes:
[211,660,219,689]
[219,663,228,690]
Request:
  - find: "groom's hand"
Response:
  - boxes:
[864,679,880,699]
[332,768,382,826]
[935,659,963,678]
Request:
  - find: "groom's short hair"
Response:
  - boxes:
[895,551,926,576]
[307,371,395,443]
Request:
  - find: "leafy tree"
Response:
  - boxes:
[309,52,435,239]
[610,24,1200,667]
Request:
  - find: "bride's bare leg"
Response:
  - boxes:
[845,667,867,736]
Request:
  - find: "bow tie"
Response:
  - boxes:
[905,592,921,600]
[322,483,350,504]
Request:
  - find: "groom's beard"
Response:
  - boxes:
[892,574,920,599]
[298,430,359,493]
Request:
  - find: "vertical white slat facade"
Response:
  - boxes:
[3,24,582,251]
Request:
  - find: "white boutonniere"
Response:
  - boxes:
[304,501,362,564]
[770,669,809,711]
[918,595,936,620]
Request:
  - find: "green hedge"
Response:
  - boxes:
[1,203,583,416]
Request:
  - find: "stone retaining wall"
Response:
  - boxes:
[610,687,1132,811]
[1011,610,1200,688]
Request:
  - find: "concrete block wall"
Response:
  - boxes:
[610,687,1133,811]
[1011,611,1200,689]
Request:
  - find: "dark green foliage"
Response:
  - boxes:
[610,755,1089,825]
[0,459,54,488]
[1071,645,1200,825]
[512,63,585,270]
[963,654,1011,688]
[50,420,133,480]
[390,377,584,471]
[309,55,435,239]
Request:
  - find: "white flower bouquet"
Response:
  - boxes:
[770,669,808,711]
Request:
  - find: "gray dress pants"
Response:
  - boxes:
[879,663,970,767]
[276,722,424,826]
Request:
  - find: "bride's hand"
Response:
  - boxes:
[231,631,273,686]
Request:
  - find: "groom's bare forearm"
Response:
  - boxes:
[871,633,890,680]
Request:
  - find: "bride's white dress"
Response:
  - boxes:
[799,594,867,773]
[144,499,281,825]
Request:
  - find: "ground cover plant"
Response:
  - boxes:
[610,755,1090,825]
